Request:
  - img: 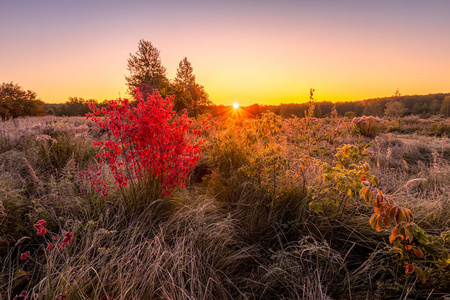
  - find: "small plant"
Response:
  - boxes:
[361,182,449,285]
[13,219,73,300]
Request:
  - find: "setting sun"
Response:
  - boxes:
[233,103,239,109]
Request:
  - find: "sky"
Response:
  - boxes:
[1,0,449,105]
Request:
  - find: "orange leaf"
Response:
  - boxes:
[383,215,392,228]
[389,235,395,244]
[375,215,383,232]
[405,264,415,274]
[369,214,378,228]
[375,194,382,207]
[395,209,403,224]
[389,206,397,219]
[392,225,400,239]
[405,227,413,243]
[413,248,424,258]
[404,209,414,224]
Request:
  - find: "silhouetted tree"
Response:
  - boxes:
[60,97,97,116]
[441,96,450,118]
[0,82,44,120]
[174,57,211,116]
[125,40,169,98]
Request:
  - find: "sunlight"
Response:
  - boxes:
[233,102,239,109]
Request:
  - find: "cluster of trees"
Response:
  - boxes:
[47,97,108,117]
[0,82,45,120]
[126,39,211,116]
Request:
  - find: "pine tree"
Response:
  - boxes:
[174,57,196,88]
[174,57,211,116]
[125,40,169,98]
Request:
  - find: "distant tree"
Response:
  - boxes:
[412,103,422,115]
[174,57,211,116]
[384,101,407,118]
[190,83,212,117]
[0,82,45,120]
[393,88,401,98]
[441,96,450,118]
[60,97,97,116]
[125,40,169,98]
[174,57,196,88]
[362,101,382,116]
[313,102,322,118]
[430,99,441,115]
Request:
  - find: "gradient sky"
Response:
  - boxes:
[1,0,449,105]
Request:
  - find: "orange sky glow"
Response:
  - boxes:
[1,1,449,106]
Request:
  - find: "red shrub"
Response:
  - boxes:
[85,89,209,196]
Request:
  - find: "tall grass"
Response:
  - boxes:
[1,115,449,299]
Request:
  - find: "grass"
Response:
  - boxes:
[0,115,449,299]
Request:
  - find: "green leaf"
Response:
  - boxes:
[415,266,426,284]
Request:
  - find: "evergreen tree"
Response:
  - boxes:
[174,57,211,116]
[125,40,169,98]
[174,57,196,88]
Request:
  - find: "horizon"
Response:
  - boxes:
[1,0,449,105]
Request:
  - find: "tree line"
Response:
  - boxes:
[208,93,450,119]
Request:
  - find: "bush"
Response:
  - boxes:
[352,116,384,138]
[85,89,210,201]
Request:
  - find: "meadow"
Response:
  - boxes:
[0,100,449,299]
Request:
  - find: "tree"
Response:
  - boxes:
[60,97,97,116]
[0,82,45,120]
[384,100,407,118]
[173,57,211,116]
[362,101,382,116]
[174,57,196,88]
[441,96,450,118]
[125,40,169,98]
[430,99,441,115]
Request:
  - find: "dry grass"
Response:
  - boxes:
[1,115,449,299]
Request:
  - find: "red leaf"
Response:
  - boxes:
[405,264,415,274]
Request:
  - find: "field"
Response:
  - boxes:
[0,110,449,299]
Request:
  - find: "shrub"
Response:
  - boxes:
[85,89,209,200]
[352,116,384,138]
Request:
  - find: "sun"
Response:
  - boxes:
[233,102,239,109]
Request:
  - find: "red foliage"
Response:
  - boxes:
[34,219,47,236]
[20,251,30,260]
[60,232,73,249]
[85,89,209,196]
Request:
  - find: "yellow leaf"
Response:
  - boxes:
[413,247,424,258]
